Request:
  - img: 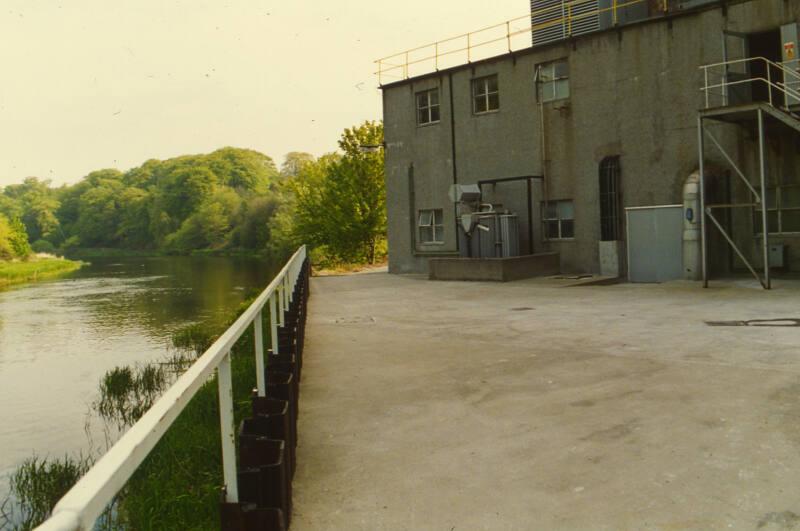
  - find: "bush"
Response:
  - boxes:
[31,240,56,254]
[9,218,32,259]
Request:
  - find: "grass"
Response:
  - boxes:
[2,455,93,531]
[2,292,272,530]
[0,257,83,289]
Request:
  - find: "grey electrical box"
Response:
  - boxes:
[769,244,786,268]
[458,213,520,258]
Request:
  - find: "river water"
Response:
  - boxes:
[0,256,278,501]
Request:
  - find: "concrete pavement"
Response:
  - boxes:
[291,273,800,530]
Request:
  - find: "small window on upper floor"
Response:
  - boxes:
[416,89,440,125]
[472,75,499,114]
[537,59,569,103]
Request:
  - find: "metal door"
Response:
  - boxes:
[626,205,683,283]
[723,30,752,106]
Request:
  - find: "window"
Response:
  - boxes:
[754,184,800,234]
[472,75,499,114]
[418,209,444,243]
[599,157,622,241]
[416,89,440,125]
[542,200,574,240]
[537,59,569,103]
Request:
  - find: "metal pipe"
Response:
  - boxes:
[217,351,238,503]
[527,178,534,253]
[757,108,771,289]
[254,310,265,396]
[697,116,708,288]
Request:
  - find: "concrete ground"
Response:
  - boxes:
[292,273,800,531]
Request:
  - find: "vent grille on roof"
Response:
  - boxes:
[531,0,600,46]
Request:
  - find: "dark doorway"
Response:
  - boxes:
[748,29,782,103]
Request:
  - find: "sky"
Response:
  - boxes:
[0,0,527,186]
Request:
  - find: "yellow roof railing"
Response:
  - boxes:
[375,0,663,85]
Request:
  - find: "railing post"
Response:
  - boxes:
[278,283,285,328]
[269,293,279,354]
[704,67,709,108]
[612,0,618,25]
[217,351,238,503]
[506,21,511,53]
[467,33,471,63]
[435,42,439,71]
[254,310,265,396]
[767,60,773,107]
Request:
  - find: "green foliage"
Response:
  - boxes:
[8,217,32,259]
[31,239,56,254]
[3,124,387,268]
[5,455,93,530]
[275,121,386,265]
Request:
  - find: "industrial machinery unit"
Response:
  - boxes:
[450,184,521,259]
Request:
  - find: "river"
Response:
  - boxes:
[0,255,279,502]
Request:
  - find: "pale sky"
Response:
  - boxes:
[0,1,527,186]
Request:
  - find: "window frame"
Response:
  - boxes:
[599,156,622,241]
[416,88,441,126]
[536,59,570,103]
[754,184,800,235]
[472,74,500,115]
[541,199,575,241]
[418,208,445,244]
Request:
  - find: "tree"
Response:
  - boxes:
[279,121,386,264]
[280,152,315,179]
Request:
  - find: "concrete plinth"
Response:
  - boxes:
[427,252,560,282]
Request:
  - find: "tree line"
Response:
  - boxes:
[0,121,385,265]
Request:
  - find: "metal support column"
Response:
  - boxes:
[757,109,772,289]
[697,116,708,288]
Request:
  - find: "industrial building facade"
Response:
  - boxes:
[379,0,800,283]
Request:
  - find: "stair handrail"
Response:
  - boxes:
[700,56,800,111]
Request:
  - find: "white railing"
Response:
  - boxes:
[35,245,308,530]
[700,56,800,111]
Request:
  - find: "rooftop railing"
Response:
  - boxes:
[35,245,308,530]
[375,0,658,85]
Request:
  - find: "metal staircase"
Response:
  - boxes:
[697,57,800,289]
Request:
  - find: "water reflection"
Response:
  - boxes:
[0,256,278,499]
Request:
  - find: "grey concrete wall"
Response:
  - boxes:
[383,0,800,275]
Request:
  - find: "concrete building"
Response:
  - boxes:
[379,0,800,285]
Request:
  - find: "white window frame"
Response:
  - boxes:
[416,89,441,126]
[472,75,499,114]
[542,200,575,240]
[754,184,800,235]
[418,209,444,244]
[537,59,570,103]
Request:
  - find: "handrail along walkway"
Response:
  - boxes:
[35,245,308,530]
